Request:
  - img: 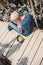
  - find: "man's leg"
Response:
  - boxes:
[8,21,18,32]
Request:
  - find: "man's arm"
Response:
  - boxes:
[18,24,24,34]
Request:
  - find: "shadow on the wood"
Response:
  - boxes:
[0,42,23,57]
[6,42,23,57]
[17,57,28,65]
[0,36,17,54]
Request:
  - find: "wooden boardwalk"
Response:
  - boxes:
[0,21,43,65]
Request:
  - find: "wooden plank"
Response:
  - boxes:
[0,22,8,40]
[16,30,40,62]
[0,22,19,57]
[3,32,18,55]
[0,29,8,43]
[0,21,3,26]
[40,58,43,65]
[27,31,43,65]
[10,30,38,65]
[0,22,6,30]
[2,30,17,43]
[0,21,4,29]
[0,23,9,42]
[30,39,43,65]
[0,21,43,65]
[15,29,40,65]
[9,31,34,65]
[0,30,18,55]
[5,40,20,59]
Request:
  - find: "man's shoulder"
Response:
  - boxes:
[23,11,31,18]
[23,11,29,15]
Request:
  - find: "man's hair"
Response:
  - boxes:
[10,11,19,21]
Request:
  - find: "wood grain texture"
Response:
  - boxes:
[0,21,43,65]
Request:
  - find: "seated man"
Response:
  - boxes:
[8,11,34,36]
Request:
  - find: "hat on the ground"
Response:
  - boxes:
[10,11,19,21]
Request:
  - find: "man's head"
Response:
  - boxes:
[10,11,21,24]
[10,11,19,21]
[10,11,25,24]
